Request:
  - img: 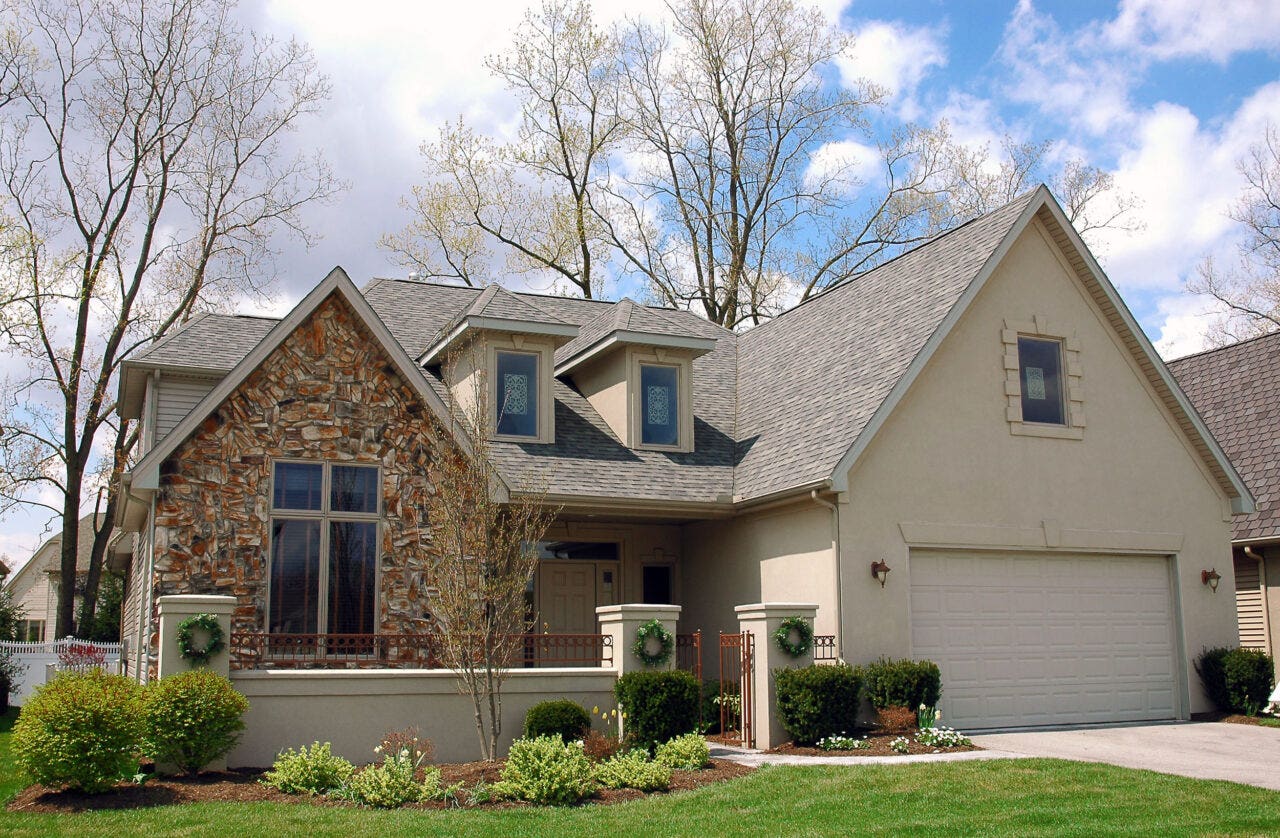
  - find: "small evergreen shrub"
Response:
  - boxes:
[594,750,671,791]
[614,670,700,752]
[498,736,596,805]
[863,658,942,710]
[340,752,441,808]
[523,699,591,743]
[142,669,249,774]
[11,670,145,792]
[775,663,862,745]
[1196,647,1276,714]
[654,733,710,770]
[263,742,355,795]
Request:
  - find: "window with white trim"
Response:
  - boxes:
[269,461,380,635]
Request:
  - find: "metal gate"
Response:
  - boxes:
[718,631,754,748]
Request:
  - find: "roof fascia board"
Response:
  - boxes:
[555,331,717,376]
[420,316,580,365]
[129,267,507,501]
[828,188,1049,494]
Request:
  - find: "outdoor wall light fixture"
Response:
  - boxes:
[1201,568,1221,592]
[870,560,891,588]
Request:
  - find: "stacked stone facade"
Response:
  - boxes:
[148,293,442,672]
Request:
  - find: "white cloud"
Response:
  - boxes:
[804,139,883,195]
[837,20,947,109]
[1151,293,1225,360]
[1103,0,1280,63]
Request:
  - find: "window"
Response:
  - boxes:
[1017,337,1065,425]
[269,461,379,636]
[16,619,44,642]
[642,565,672,605]
[640,364,680,446]
[495,350,539,438]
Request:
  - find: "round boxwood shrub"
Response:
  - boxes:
[1196,647,1276,714]
[863,657,942,710]
[143,668,249,774]
[523,699,591,743]
[498,735,596,805]
[775,663,863,745]
[614,670,700,753]
[12,670,145,792]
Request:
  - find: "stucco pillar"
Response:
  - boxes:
[596,604,682,675]
[156,594,236,680]
[735,602,818,750]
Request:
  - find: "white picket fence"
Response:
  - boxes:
[1,638,126,706]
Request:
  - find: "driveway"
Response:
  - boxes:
[971,722,1280,790]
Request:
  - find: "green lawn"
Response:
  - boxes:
[1,709,1277,837]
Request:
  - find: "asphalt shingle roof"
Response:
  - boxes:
[1167,332,1280,541]
[128,191,1037,506]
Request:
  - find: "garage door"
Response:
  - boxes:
[909,550,1178,730]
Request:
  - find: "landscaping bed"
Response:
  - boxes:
[7,758,753,814]
[768,732,979,757]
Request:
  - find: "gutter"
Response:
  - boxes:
[1244,546,1273,656]
[810,489,843,660]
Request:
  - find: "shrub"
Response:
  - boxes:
[775,663,862,745]
[498,736,596,805]
[263,742,355,795]
[582,728,622,763]
[863,658,942,710]
[142,669,248,774]
[654,733,710,770]
[523,699,591,743]
[341,751,441,808]
[12,670,144,792]
[594,750,671,791]
[614,670,700,752]
[1196,647,1276,714]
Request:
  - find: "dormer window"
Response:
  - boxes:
[495,350,539,438]
[640,364,680,446]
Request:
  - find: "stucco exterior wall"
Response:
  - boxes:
[229,668,619,766]
[145,293,444,674]
[835,219,1238,715]
[681,501,836,668]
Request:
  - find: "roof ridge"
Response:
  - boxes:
[1165,329,1280,365]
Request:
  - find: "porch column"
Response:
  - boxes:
[156,594,237,680]
[595,604,682,675]
[736,602,818,750]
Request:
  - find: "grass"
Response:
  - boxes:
[0,711,1277,837]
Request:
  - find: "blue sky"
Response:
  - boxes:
[2,0,1279,563]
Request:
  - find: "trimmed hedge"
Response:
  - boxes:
[863,657,941,709]
[1196,647,1275,714]
[523,699,591,743]
[775,664,862,745]
[615,670,700,752]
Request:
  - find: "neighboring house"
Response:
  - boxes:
[5,513,129,641]
[114,186,1250,732]
[1169,332,1280,673]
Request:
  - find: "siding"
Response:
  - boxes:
[1235,554,1266,650]
[155,375,218,441]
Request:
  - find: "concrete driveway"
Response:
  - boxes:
[971,722,1280,791]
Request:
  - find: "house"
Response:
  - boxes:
[4,513,128,641]
[1169,333,1280,677]
[113,185,1249,750]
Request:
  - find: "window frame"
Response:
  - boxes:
[266,459,383,638]
[486,340,556,444]
[1003,317,1085,440]
[628,351,694,452]
[638,362,682,448]
[493,349,541,440]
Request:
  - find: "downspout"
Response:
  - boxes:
[1244,546,1272,656]
[810,490,843,660]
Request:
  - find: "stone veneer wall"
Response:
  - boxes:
[147,293,443,673]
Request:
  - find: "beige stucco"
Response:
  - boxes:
[833,218,1237,715]
[571,352,629,443]
[569,345,696,452]
[681,500,837,673]
[442,332,559,444]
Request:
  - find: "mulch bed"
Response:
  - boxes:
[767,731,979,757]
[7,759,754,814]
[1195,711,1280,727]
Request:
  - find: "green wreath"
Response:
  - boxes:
[176,613,226,666]
[632,619,674,667]
[773,616,813,658]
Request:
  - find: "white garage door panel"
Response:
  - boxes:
[910,550,1177,730]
